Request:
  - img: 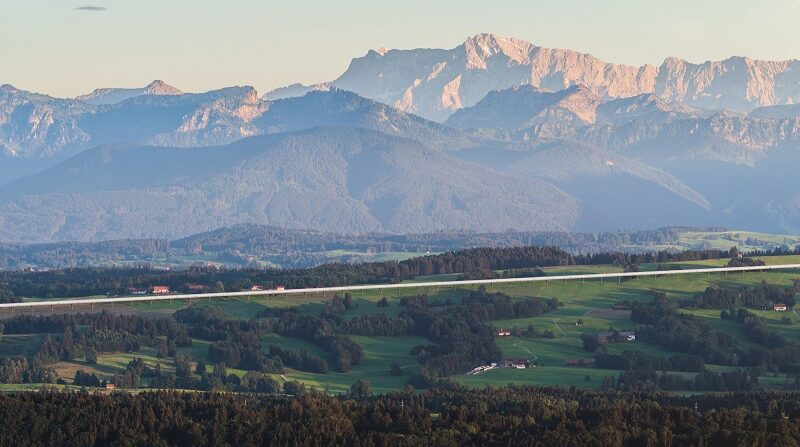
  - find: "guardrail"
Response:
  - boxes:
[3,263,799,310]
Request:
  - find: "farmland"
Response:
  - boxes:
[0,255,798,394]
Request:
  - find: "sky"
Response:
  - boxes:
[2,0,799,98]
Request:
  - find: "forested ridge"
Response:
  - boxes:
[0,225,728,271]
[0,388,799,446]
[0,244,770,299]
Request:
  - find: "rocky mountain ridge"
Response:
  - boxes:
[273,33,800,121]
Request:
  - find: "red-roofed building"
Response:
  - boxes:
[151,286,170,294]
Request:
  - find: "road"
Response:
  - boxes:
[1,263,798,310]
[552,319,567,336]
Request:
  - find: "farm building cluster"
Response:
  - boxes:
[124,284,285,296]
[466,357,534,375]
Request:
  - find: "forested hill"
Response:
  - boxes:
[0,244,740,299]
[0,225,726,271]
[0,388,798,446]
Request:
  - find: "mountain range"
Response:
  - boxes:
[1,33,800,241]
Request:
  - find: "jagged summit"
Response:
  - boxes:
[143,80,182,95]
[333,33,654,121]
[330,34,800,121]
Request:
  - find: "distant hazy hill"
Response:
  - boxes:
[0,127,579,241]
[75,80,183,105]
[0,84,266,162]
[445,84,603,136]
[256,89,478,150]
[0,224,736,271]
[0,86,481,173]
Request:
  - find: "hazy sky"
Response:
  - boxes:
[2,0,799,98]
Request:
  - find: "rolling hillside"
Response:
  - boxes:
[0,127,579,241]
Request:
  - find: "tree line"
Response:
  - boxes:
[0,387,799,445]
[3,244,772,299]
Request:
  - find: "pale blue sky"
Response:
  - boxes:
[2,0,799,98]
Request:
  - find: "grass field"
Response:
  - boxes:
[677,231,800,252]
[279,336,427,394]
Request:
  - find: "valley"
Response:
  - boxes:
[1,252,798,394]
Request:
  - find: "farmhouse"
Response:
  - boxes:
[503,358,530,369]
[250,285,264,291]
[497,329,512,336]
[275,285,286,291]
[596,331,636,344]
[773,304,788,312]
[151,286,170,294]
